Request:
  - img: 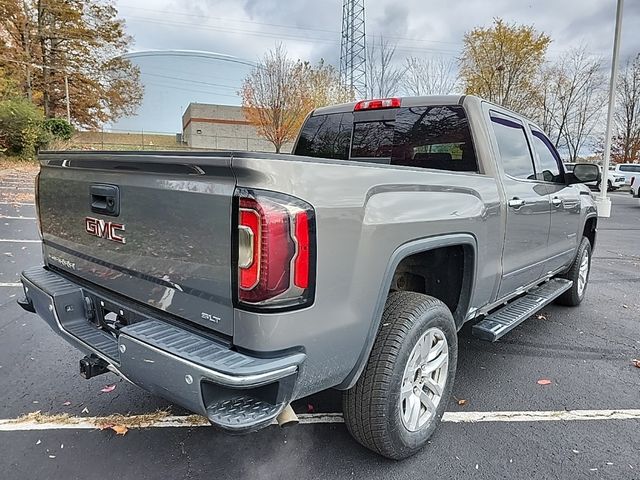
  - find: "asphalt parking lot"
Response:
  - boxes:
[0,167,638,479]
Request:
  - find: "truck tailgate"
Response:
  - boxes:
[37,153,236,336]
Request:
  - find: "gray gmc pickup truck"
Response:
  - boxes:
[19,95,600,459]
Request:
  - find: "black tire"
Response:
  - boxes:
[555,236,592,306]
[343,292,458,459]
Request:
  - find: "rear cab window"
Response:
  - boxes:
[294,103,479,173]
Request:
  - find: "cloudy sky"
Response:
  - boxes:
[111,0,640,132]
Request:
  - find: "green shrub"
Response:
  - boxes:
[0,98,49,159]
[44,118,74,141]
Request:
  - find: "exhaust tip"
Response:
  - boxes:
[276,404,299,428]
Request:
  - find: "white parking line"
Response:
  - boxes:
[0,216,36,220]
[0,239,40,243]
[1,409,639,432]
[0,283,21,287]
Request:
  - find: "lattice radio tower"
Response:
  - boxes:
[340,0,367,99]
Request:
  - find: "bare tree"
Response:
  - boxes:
[534,47,606,160]
[241,46,351,153]
[402,56,458,96]
[366,37,404,98]
[613,53,640,162]
[562,75,606,161]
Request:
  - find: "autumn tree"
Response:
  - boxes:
[402,56,458,96]
[459,18,551,115]
[0,0,142,128]
[241,45,351,153]
[0,66,20,99]
[613,53,640,162]
[366,37,404,98]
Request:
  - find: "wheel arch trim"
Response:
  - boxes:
[336,233,477,390]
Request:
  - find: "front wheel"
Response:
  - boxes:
[555,236,592,306]
[343,292,457,459]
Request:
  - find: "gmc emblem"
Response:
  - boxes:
[85,217,126,244]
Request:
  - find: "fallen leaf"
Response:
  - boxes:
[111,425,128,436]
[36,439,41,445]
[100,384,116,393]
[457,399,468,406]
[48,455,56,459]
[62,401,71,406]
[536,314,547,320]
[537,379,552,386]
[623,304,629,309]
[632,359,640,368]
[81,407,89,414]
[307,403,314,413]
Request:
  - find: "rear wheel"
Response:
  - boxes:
[556,236,592,306]
[343,292,457,459]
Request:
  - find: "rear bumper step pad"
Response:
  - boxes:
[20,266,305,432]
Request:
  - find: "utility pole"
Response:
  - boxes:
[64,75,71,124]
[597,0,624,218]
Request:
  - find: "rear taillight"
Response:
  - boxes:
[235,188,315,310]
[34,171,42,238]
[354,97,401,111]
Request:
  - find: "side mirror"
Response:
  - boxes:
[569,163,600,184]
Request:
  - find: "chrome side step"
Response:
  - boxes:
[472,278,573,342]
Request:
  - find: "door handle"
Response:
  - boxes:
[508,198,526,209]
[551,197,562,208]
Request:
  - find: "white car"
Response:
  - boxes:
[612,163,640,186]
[564,163,625,191]
[631,175,639,199]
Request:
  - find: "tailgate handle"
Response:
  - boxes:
[90,184,120,216]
